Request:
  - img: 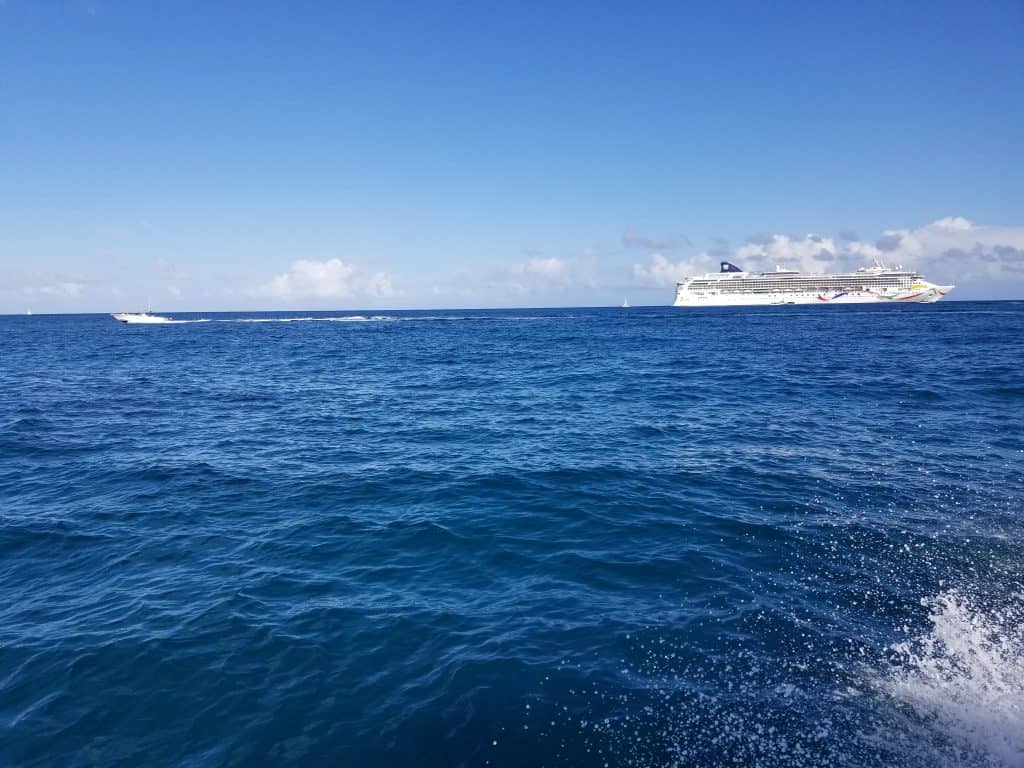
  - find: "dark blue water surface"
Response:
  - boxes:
[2,304,1023,767]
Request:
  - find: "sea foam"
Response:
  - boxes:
[872,590,1024,767]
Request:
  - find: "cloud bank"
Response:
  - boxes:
[36,280,86,298]
[0,271,89,301]
[4,216,1024,312]
[417,252,607,307]
[499,255,599,297]
[251,259,396,301]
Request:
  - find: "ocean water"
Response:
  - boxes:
[1,303,1022,768]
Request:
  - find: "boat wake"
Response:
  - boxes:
[119,315,398,324]
[120,314,557,325]
[225,315,395,323]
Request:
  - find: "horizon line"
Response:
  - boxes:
[5,296,1021,317]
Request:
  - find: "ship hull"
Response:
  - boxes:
[674,285,953,307]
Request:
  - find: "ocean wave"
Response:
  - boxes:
[869,590,1024,767]
[524,587,1024,768]
[2,303,1022,767]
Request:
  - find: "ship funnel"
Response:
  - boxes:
[720,261,744,273]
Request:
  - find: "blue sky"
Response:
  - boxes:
[2,0,1023,311]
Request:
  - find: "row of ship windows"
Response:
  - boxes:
[688,280,912,289]
[708,275,913,281]
[686,287,903,294]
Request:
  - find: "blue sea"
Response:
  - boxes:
[2,303,1022,767]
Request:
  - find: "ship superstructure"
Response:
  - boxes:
[674,261,953,307]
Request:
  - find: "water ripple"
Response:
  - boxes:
[0,304,1022,766]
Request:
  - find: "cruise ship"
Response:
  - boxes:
[674,261,953,307]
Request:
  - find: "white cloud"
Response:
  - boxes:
[488,256,581,296]
[933,216,973,231]
[633,253,706,287]
[362,271,396,298]
[733,233,851,270]
[425,254,597,304]
[251,258,397,301]
[36,281,85,298]
[633,218,1024,296]
[510,255,598,294]
[525,256,570,281]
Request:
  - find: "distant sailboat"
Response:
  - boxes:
[621,297,630,308]
[26,308,32,316]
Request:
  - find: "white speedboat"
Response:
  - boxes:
[112,311,175,324]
